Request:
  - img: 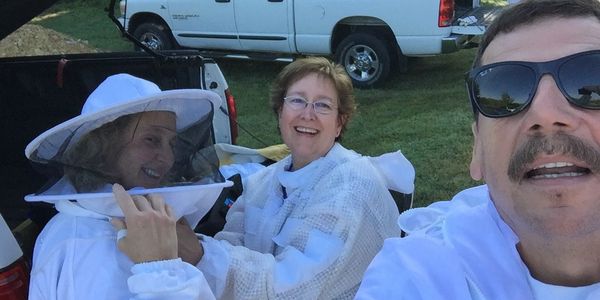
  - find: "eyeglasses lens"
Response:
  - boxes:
[559,53,600,108]
[474,64,535,117]
[473,52,600,117]
[285,97,335,115]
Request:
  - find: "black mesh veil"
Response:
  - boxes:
[26,89,225,196]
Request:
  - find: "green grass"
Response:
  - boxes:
[32,0,131,51]
[34,0,492,206]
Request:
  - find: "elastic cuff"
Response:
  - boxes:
[131,258,184,274]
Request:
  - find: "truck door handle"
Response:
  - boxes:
[268,0,283,2]
[215,0,230,2]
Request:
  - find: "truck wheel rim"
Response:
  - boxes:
[140,33,162,50]
[343,45,379,82]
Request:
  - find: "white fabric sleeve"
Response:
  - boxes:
[199,159,399,299]
[128,258,215,300]
[28,217,72,300]
[355,237,470,300]
[29,262,61,300]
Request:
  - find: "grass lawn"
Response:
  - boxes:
[32,0,505,207]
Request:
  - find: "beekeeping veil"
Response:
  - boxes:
[24,73,231,225]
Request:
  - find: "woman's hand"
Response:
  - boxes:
[111,183,178,263]
[176,218,204,265]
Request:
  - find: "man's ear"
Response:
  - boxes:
[470,122,483,181]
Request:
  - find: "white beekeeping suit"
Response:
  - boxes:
[197,143,402,299]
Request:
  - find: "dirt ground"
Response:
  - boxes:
[0,24,99,57]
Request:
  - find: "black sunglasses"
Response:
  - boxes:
[466,50,600,118]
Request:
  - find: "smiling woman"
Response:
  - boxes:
[62,111,177,191]
[270,57,356,170]
[277,73,344,169]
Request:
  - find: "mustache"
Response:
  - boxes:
[507,132,600,182]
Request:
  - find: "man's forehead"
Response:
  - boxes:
[481,16,600,65]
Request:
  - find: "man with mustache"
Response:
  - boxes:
[355,0,600,299]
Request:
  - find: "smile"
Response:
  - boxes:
[295,126,318,134]
[142,167,161,179]
[525,162,590,179]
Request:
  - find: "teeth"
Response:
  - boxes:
[295,127,318,134]
[531,172,585,179]
[143,167,160,178]
[532,162,574,170]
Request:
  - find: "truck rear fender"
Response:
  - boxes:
[331,18,406,71]
[128,12,171,36]
[127,12,180,50]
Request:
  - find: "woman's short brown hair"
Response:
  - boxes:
[270,57,356,140]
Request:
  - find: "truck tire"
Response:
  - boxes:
[335,33,391,88]
[132,22,174,51]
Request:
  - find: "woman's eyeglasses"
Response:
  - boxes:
[283,96,337,115]
[466,50,600,118]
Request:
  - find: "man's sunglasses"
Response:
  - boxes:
[466,50,600,118]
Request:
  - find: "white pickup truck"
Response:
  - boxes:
[119,0,491,87]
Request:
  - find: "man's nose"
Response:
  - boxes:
[523,74,580,133]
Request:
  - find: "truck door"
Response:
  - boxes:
[167,0,242,50]
[233,0,293,53]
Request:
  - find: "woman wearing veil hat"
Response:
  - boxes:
[25,73,229,299]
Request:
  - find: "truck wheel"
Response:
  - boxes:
[132,23,174,51]
[335,33,391,88]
